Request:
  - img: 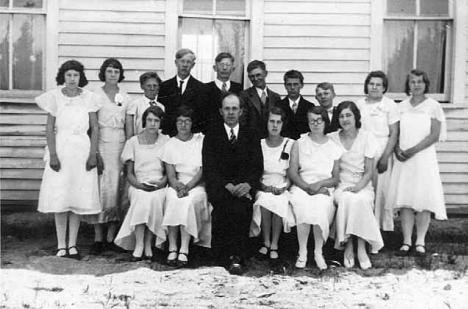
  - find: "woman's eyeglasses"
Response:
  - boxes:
[308,118,324,125]
[176,119,192,126]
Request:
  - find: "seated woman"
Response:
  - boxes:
[160,106,211,267]
[288,106,343,270]
[329,101,384,270]
[250,107,294,261]
[114,106,169,260]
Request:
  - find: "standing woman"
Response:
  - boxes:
[356,71,399,239]
[330,101,383,270]
[387,69,447,256]
[114,106,169,260]
[36,60,101,258]
[250,107,294,261]
[160,106,211,267]
[88,58,133,254]
[288,106,342,270]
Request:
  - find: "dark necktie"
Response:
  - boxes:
[222,82,227,92]
[149,100,156,106]
[292,101,298,114]
[229,128,236,144]
[260,91,267,105]
[179,80,184,94]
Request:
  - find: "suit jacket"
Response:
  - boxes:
[326,106,340,134]
[158,75,207,136]
[203,80,243,133]
[239,86,281,138]
[277,96,315,140]
[202,123,263,207]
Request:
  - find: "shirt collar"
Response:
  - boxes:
[143,95,158,103]
[224,123,239,138]
[176,75,190,84]
[215,79,231,90]
[288,96,300,107]
[255,87,268,98]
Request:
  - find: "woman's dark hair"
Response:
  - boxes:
[364,70,388,94]
[99,58,125,82]
[404,69,430,96]
[307,106,330,134]
[142,106,164,128]
[176,105,194,120]
[336,101,361,129]
[269,106,287,122]
[55,60,88,87]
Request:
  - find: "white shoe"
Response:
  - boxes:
[359,258,372,270]
[344,253,355,268]
[314,254,327,270]
[295,255,307,269]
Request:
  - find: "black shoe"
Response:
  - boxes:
[89,242,105,256]
[67,246,81,260]
[177,252,189,268]
[256,246,269,261]
[395,244,412,257]
[228,255,244,275]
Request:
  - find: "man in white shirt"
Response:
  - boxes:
[239,60,281,138]
[128,71,165,135]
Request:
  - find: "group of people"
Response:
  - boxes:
[36,48,447,275]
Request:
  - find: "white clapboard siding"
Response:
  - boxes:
[263,0,371,104]
[58,0,166,95]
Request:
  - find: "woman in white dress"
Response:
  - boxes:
[88,58,133,255]
[330,101,383,270]
[160,106,211,267]
[114,106,169,260]
[289,106,343,270]
[387,69,447,256]
[250,107,294,261]
[356,71,399,238]
[36,60,101,259]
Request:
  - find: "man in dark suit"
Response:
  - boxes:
[277,70,315,139]
[315,82,340,133]
[204,52,243,133]
[202,92,263,275]
[158,48,207,136]
[240,60,281,138]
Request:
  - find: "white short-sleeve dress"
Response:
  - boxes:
[330,130,384,251]
[250,138,295,237]
[114,134,170,250]
[35,88,101,214]
[386,98,447,220]
[160,133,212,248]
[356,97,399,231]
[90,87,133,224]
[289,134,343,241]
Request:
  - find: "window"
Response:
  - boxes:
[178,0,249,84]
[0,0,45,91]
[383,0,452,101]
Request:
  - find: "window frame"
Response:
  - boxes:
[164,0,263,87]
[370,0,467,105]
[0,0,58,98]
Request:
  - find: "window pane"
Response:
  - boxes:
[383,21,414,93]
[387,0,415,15]
[416,21,448,93]
[179,17,246,84]
[13,0,42,8]
[420,0,449,16]
[12,14,44,90]
[0,0,9,7]
[183,0,213,15]
[217,0,246,16]
[0,14,11,90]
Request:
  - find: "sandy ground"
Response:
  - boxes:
[1,213,468,308]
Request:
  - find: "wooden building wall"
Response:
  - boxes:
[1,0,467,212]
